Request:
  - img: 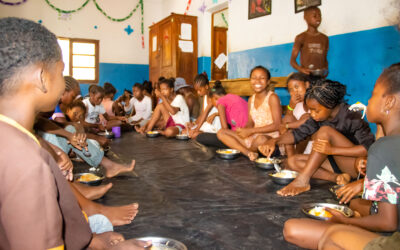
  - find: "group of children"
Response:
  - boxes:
[1,9,399,249]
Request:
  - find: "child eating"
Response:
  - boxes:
[259,79,375,197]
[137,78,189,138]
[283,63,400,249]
[217,66,281,161]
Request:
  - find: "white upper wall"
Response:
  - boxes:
[1,0,398,63]
[0,0,163,64]
[228,0,400,53]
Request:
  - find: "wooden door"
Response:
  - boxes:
[212,27,228,80]
[160,20,174,78]
[149,26,160,84]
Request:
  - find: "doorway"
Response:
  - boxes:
[211,8,228,80]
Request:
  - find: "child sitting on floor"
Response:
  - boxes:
[290,6,329,77]
[125,83,152,127]
[101,82,117,117]
[188,73,221,138]
[196,81,248,148]
[217,66,281,161]
[82,85,126,132]
[259,79,375,197]
[281,72,312,157]
[137,78,190,138]
[175,77,200,121]
[283,63,400,250]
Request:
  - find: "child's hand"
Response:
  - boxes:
[336,179,364,204]
[206,113,218,124]
[354,157,367,176]
[56,150,74,181]
[68,133,88,151]
[299,67,312,75]
[279,123,288,134]
[326,207,348,224]
[236,128,252,138]
[154,89,161,98]
[312,139,333,155]
[258,139,277,158]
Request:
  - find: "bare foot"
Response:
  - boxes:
[336,173,351,185]
[248,152,258,162]
[72,182,113,200]
[277,177,311,197]
[99,203,139,226]
[104,159,136,178]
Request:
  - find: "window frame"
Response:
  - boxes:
[58,37,100,84]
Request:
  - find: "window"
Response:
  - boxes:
[57,37,99,83]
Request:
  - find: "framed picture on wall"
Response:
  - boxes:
[294,0,321,13]
[248,0,272,20]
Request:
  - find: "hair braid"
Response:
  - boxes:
[305,79,346,109]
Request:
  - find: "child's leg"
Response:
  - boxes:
[87,133,109,147]
[217,129,258,160]
[278,126,358,196]
[283,218,331,249]
[69,182,139,226]
[163,127,180,138]
[318,224,379,250]
[100,158,136,178]
[72,181,113,200]
[144,104,168,132]
[287,154,345,183]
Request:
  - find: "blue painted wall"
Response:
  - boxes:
[228,25,400,106]
[80,63,149,98]
[198,56,212,79]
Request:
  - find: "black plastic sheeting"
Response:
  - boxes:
[77,132,338,250]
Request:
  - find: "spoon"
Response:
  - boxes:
[273,163,281,173]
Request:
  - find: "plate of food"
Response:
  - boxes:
[329,184,362,201]
[176,134,189,140]
[98,131,114,139]
[254,157,281,170]
[74,172,105,186]
[302,203,354,221]
[134,236,187,250]
[216,149,241,160]
[146,131,160,138]
[269,170,298,185]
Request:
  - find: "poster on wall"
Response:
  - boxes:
[294,0,321,13]
[248,0,271,20]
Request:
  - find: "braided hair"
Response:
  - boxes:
[64,76,79,92]
[209,80,226,97]
[193,73,209,87]
[304,79,346,109]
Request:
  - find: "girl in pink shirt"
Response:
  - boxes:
[209,81,248,131]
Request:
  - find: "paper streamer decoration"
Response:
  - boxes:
[184,0,192,15]
[0,0,27,6]
[44,0,90,14]
[93,0,140,22]
[221,13,228,27]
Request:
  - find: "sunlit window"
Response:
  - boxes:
[57,37,99,83]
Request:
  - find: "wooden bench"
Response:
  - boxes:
[210,77,288,96]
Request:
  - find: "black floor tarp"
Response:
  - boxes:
[77,132,337,250]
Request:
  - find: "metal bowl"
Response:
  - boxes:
[98,131,114,139]
[329,184,362,201]
[135,236,187,250]
[216,149,240,160]
[269,170,298,185]
[254,157,281,170]
[74,172,105,186]
[302,202,354,221]
[176,134,189,140]
[146,131,160,138]
[310,69,329,77]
